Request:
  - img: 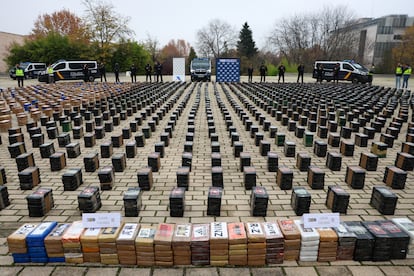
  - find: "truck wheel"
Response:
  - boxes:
[352,78,358,84]
[88,76,95,82]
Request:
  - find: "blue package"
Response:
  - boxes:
[28,246,46,253]
[48,257,65,262]
[29,251,48,258]
[30,257,48,263]
[26,222,57,247]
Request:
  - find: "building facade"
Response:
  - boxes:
[348,15,413,70]
[0,31,25,73]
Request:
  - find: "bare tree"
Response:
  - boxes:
[143,34,160,63]
[196,19,237,58]
[82,0,134,59]
[268,5,358,66]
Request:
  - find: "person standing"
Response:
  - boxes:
[402,64,412,89]
[99,62,107,82]
[297,63,304,83]
[82,64,90,82]
[278,63,286,83]
[247,64,254,82]
[333,63,340,83]
[15,64,24,87]
[130,63,137,83]
[316,64,324,83]
[114,63,120,83]
[259,63,267,82]
[395,63,403,89]
[145,63,152,82]
[155,61,163,83]
[47,64,54,84]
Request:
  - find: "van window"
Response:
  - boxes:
[27,65,32,70]
[69,63,83,70]
[54,63,65,70]
[343,64,354,71]
[322,63,336,70]
[87,62,96,69]
[34,65,46,69]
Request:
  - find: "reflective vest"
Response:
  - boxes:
[396,67,403,74]
[15,68,24,77]
[47,67,53,75]
[403,67,412,75]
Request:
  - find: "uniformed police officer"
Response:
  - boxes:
[47,64,54,84]
[15,64,24,87]
[145,63,152,82]
[130,63,137,83]
[402,64,412,89]
[395,63,403,89]
[155,61,163,83]
[259,63,267,82]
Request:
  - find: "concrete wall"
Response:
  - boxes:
[0,32,25,73]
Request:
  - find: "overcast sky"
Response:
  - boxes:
[1,0,413,49]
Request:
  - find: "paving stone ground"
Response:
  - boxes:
[0,74,413,275]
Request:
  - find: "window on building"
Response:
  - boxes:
[394,34,403,40]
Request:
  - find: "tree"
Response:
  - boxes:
[196,19,237,58]
[159,39,191,75]
[111,40,151,73]
[268,6,358,68]
[6,33,93,67]
[187,47,197,74]
[82,0,134,61]
[237,22,257,58]
[29,10,90,43]
[143,34,160,63]
[393,26,414,66]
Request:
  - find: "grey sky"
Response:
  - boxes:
[1,0,413,49]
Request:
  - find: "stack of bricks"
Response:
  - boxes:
[116,223,140,265]
[135,224,156,266]
[210,222,229,266]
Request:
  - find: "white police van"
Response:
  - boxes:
[312,60,371,84]
[38,60,99,83]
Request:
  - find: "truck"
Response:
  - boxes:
[190,58,211,82]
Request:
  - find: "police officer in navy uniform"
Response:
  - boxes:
[114,63,120,83]
[15,64,24,87]
[247,64,254,82]
[297,63,304,83]
[145,63,152,82]
[82,64,90,82]
[155,61,163,83]
[99,62,107,82]
[333,63,340,83]
[278,63,286,83]
[130,63,137,83]
[259,63,267,82]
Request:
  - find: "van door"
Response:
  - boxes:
[341,63,356,82]
[53,62,67,81]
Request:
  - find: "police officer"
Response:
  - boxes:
[145,63,152,82]
[15,64,24,87]
[114,63,120,83]
[395,63,403,89]
[99,62,107,82]
[130,63,137,83]
[47,64,54,84]
[278,63,286,83]
[333,63,340,84]
[155,61,163,83]
[402,64,412,89]
[82,64,90,82]
[297,63,304,83]
[247,64,253,82]
[259,63,267,82]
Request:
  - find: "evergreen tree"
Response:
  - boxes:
[237,22,258,58]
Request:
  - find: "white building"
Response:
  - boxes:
[346,15,414,69]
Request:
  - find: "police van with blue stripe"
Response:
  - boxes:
[312,60,371,84]
[38,60,99,83]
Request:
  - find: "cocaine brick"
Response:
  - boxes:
[326,185,349,214]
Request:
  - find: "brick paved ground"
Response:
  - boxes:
[0,74,413,275]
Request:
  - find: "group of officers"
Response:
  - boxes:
[98,61,163,83]
[247,63,303,83]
